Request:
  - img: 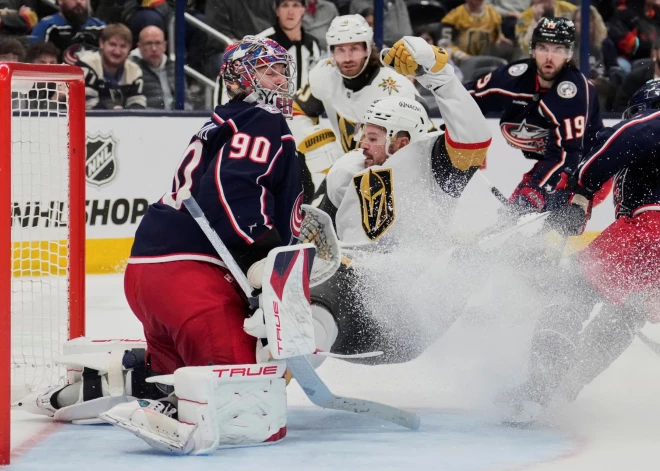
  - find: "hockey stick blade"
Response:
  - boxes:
[315,351,383,359]
[286,355,420,430]
[637,330,660,358]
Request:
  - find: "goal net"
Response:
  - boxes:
[1,63,86,465]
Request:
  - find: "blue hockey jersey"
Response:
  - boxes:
[30,13,105,64]
[465,59,603,191]
[578,109,660,218]
[130,100,304,272]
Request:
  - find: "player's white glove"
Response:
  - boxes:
[247,258,266,289]
[297,125,343,173]
[383,36,451,76]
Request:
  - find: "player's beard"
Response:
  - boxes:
[537,63,560,82]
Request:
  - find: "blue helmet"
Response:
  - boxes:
[623,78,660,120]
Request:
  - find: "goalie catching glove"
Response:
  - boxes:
[383,36,450,76]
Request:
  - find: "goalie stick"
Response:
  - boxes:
[178,189,420,430]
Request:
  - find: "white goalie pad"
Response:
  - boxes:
[261,244,317,359]
[299,204,341,287]
[103,362,288,455]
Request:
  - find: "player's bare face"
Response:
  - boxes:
[533,43,571,82]
[333,42,368,77]
[255,63,288,92]
[360,124,389,167]
[100,37,131,69]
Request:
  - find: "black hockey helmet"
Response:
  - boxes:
[531,17,576,51]
[623,78,660,120]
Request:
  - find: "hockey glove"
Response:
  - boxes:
[383,36,449,76]
[510,183,547,214]
[546,193,592,236]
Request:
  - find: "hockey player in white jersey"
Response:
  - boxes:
[310,37,492,363]
[291,14,419,176]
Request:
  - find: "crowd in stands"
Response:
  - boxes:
[0,0,657,113]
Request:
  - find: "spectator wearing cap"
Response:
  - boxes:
[0,1,39,36]
[30,0,105,64]
[131,25,185,109]
[0,35,25,61]
[302,0,339,50]
[613,38,660,112]
[349,0,412,46]
[76,23,146,109]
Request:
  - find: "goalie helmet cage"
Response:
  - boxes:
[0,63,86,465]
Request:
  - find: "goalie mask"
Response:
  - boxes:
[221,36,297,118]
[354,97,430,157]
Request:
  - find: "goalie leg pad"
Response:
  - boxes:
[102,362,288,455]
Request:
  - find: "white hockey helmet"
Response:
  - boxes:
[326,14,373,78]
[354,97,430,156]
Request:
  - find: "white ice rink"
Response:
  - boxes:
[8,274,660,470]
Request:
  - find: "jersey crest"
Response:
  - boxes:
[508,63,528,76]
[338,113,358,152]
[378,76,401,95]
[500,119,549,153]
[557,81,578,99]
[353,168,395,240]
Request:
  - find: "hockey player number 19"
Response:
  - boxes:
[228,133,271,164]
[563,116,585,140]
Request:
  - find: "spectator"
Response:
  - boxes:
[328,0,350,15]
[440,0,512,64]
[613,38,660,112]
[76,23,146,110]
[0,35,26,61]
[131,25,186,109]
[515,0,576,53]
[488,0,529,41]
[25,40,59,64]
[205,0,276,43]
[349,0,412,46]
[259,0,321,90]
[30,0,105,65]
[0,1,39,36]
[572,6,618,79]
[608,0,660,68]
[25,42,68,108]
[302,0,338,50]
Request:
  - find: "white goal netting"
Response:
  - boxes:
[10,80,73,401]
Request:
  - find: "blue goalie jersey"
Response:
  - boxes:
[130,100,304,272]
[465,59,603,191]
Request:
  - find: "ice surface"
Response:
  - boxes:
[8,274,660,470]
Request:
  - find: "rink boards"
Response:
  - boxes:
[42,116,622,274]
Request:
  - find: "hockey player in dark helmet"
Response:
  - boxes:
[465,17,603,217]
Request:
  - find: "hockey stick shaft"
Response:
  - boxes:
[476,171,509,205]
[179,190,420,429]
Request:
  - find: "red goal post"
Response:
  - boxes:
[0,63,86,465]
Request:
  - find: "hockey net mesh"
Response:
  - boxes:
[10,80,72,401]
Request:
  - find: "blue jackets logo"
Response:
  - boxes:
[86,132,118,188]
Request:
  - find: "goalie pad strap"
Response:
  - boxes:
[82,368,103,402]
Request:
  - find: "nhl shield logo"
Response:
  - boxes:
[86,132,118,187]
[353,168,396,240]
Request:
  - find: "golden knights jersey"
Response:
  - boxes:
[328,65,492,246]
[441,5,503,56]
[291,61,418,153]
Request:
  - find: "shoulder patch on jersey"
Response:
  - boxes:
[353,168,396,240]
[557,81,577,99]
[508,63,528,76]
[256,103,281,114]
[378,77,401,95]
